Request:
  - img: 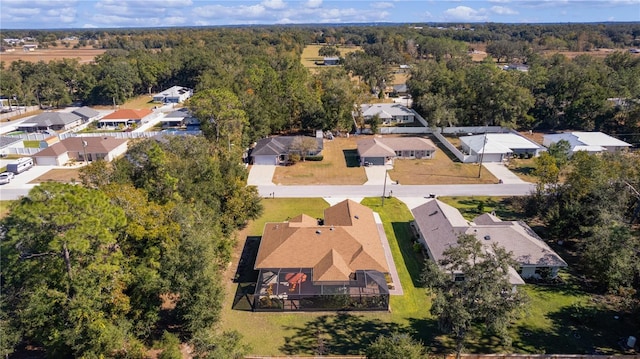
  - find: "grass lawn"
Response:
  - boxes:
[121,94,157,109]
[507,157,539,183]
[272,137,367,185]
[301,44,362,68]
[29,168,82,183]
[390,136,499,185]
[23,140,41,148]
[222,197,638,356]
[437,196,524,221]
[220,197,437,356]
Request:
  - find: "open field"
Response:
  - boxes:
[301,44,362,68]
[221,196,639,356]
[0,47,106,67]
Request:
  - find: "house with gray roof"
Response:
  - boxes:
[250,136,323,165]
[358,103,416,125]
[0,136,24,156]
[542,132,631,155]
[357,136,436,166]
[411,200,567,285]
[71,107,101,122]
[17,112,83,133]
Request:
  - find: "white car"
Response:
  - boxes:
[0,171,15,184]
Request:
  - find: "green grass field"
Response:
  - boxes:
[221,197,638,356]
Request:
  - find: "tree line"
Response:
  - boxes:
[1,136,263,358]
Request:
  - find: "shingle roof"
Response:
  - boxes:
[360,103,414,119]
[255,200,389,283]
[0,136,22,149]
[251,136,323,157]
[71,106,100,120]
[34,136,127,157]
[357,137,436,157]
[412,200,566,285]
[101,109,153,120]
[23,112,82,127]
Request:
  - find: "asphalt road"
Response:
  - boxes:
[257,183,536,199]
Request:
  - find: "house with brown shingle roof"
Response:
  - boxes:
[411,200,567,285]
[33,136,128,166]
[98,109,155,129]
[357,136,436,166]
[253,199,391,311]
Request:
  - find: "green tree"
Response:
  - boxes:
[366,332,427,359]
[421,234,528,358]
[0,183,129,357]
[533,152,560,192]
[318,45,340,57]
[188,88,248,145]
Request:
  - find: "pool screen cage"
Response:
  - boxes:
[253,268,389,311]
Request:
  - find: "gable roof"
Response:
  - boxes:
[255,199,389,283]
[412,200,566,284]
[251,136,323,157]
[543,132,631,150]
[71,106,100,120]
[357,137,436,157]
[153,86,192,99]
[23,112,82,127]
[360,103,414,119]
[461,133,542,154]
[34,136,128,157]
[101,109,153,120]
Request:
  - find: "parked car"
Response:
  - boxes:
[0,171,15,184]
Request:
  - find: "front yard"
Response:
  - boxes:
[221,197,639,356]
[273,135,500,185]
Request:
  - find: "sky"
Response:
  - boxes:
[0,0,638,30]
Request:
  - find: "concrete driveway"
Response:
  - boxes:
[247,165,275,186]
[364,164,395,186]
[482,162,528,184]
[0,165,56,199]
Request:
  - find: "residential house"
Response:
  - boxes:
[153,86,193,104]
[250,136,323,165]
[23,44,37,51]
[411,200,567,285]
[0,136,24,157]
[357,137,436,166]
[358,103,416,125]
[254,199,391,311]
[17,112,83,133]
[542,132,631,155]
[160,108,191,128]
[460,133,544,162]
[98,109,155,129]
[33,136,128,166]
[71,107,101,122]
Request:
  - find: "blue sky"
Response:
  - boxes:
[0,0,638,29]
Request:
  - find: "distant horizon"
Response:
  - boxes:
[1,0,639,30]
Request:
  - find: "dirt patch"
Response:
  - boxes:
[1,47,106,67]
[29,168,82,184]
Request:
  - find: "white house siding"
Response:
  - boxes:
[253,155,279,165]
[106,143,128,161]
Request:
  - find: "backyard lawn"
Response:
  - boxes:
[220,196,639,356]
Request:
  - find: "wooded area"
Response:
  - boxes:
[1,22,640,358]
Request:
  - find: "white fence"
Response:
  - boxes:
[5,147,41,155]
[440,126,511,135]
[432,130,477,163]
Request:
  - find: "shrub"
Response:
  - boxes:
[305,155,324,161]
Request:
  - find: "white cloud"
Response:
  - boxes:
[490,5,518,15]
[305,0,322,8]
[443,6,488,21]
[262,0,287,10]
[488,0,511,3]
[371,2,394,9]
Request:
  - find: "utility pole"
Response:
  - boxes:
[81,139,88,164]
[381,167,388,206]
[478,130,488,178]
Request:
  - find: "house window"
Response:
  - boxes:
[410,150,414,157]
[395,151,402,156]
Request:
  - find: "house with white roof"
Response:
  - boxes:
[411,199,567,285]
[153,86,193,104]
[358,103,416,125]
[460,133,544,162]
[542,132,631,155]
